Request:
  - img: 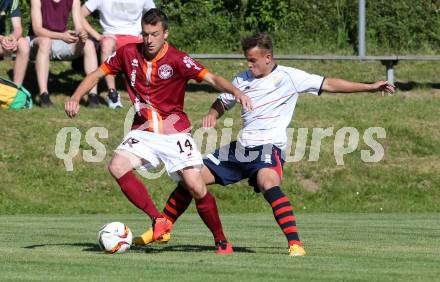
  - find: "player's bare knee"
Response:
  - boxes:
[107,161,118,177]
[184,180,206,199]
[257,169,280,191]
[108,158,130,178]
[258,181,276,193]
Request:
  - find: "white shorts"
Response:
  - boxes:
[116,130,203,180]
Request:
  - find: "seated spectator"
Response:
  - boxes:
[81,0,155,108]
[0,0,30,86]
[29,0,98,107]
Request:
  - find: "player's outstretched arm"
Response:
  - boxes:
[65,68,106,118]
[202,72,253,111]
[322,77,395,94]
[202,99,225,128]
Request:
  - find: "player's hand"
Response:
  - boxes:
[62,30,79,43]
[202,113,217,128]
[370,80,395,95]
[235,92,253,111]
[65,98,80,118]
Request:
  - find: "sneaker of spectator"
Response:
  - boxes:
[107,88,122,109]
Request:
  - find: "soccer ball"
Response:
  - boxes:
[97,222,133,254]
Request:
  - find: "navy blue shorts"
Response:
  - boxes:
[203,141,285,192]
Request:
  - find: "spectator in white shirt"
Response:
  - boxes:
[81,0,156,108]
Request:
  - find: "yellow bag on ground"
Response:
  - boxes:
[0,76,32,109]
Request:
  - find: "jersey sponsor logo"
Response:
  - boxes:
[158,64,174,80]
[130,59,139,87]
[183,56,202,71]
[130,69,137,87]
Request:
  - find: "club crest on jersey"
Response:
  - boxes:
[183,56,202,70]
[158,64,174,80]
[131,59,139,67]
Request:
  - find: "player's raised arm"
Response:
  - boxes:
[65,68,106,118]
[322,77,395,94]
[202,72,253,111]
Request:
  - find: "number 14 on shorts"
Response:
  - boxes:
[177,138,194,156]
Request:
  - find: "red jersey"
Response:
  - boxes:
[100,42,208,134]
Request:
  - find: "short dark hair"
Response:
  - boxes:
[142,8,168,30]
[241,32,273,55]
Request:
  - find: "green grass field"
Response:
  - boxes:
[1,59,439,280]
[1,213,439,281]
[1,76,439,213]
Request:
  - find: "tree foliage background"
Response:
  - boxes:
[17,0,440,54]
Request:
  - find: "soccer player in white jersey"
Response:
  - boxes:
[134,32,395,256]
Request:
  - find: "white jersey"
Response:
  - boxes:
[218,65,324,150]
[85,0,156,36]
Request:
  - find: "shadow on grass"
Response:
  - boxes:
[394,81,440,91]
[131,244,255,254]
[8,59,126,106]
[23,243,101,252]
[23,242,255,254]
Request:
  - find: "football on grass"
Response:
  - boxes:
[97,222,132,254]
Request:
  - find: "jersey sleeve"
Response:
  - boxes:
[84,0,100,13]
[287,67,325,96]
[100,50,124,75]
[10,0,21,18]
[177,54,208,82]
[143,0,156,11]
[217,76,240,111]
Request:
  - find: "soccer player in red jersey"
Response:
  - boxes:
[65,9,252,254]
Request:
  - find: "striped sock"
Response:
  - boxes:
[263,186,301,247]
[162,183,193,223]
